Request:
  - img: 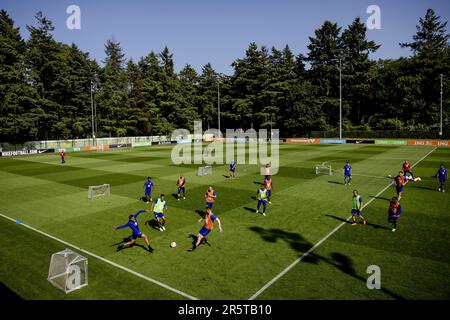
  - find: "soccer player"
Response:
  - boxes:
[205,186,217,209]
[394,171,409,201]
[188,207,222,252]
[387,197,402,232]
[59,150,66,164]
[229,160,236,179]
[264,175,273,204]
[351,190,366,226]
[151,194,168,231]
[143,177,154,203]
[402,160,414,179]
[343,161,352,186]
[435,164,448,192]
[114,209,153,252]
[176,175,186,200]
[256,184,268,216]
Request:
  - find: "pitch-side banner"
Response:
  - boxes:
[1,149,54,157]
[285,138,319,144]
[375,139,408,145]
[345,139,375,144]
[320,139,346,144]
[407,140,450,146]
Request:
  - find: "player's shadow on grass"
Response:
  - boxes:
[223,175,230,179]
[325,214,391,231]
[322,253,405,300]
[171,193,179,200]
[244,207,257,213]
[249,226,318,264]
[369,195,390,201]
[253,181,262,185]
[195,210,205,218]
[410,185,438,191]
[249,226,405,300]
[111,238,151,252]
[145,219,162,231]
[328,181,344,185]
[188,234,211,247]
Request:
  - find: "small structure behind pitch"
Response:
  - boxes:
[47,248,88,294]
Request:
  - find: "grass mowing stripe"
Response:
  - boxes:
[248,146,438,300]
[0,211,199,300]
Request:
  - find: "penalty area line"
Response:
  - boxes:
[249,146,438,300]
[0,211,199,300]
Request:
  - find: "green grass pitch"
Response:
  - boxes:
[0,144,449,300]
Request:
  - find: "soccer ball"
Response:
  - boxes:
[170,242,177,248]
[414,177,422,182]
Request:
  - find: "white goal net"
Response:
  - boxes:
[315,164,332,175]
[48,249,88,294]
[88,184,110,199]
[197,166,212,176]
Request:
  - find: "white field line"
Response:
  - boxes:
[249,146,438,300]
[0,212,199,300]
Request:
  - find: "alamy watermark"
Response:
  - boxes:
[66,5,81,30]
[366,5,381,30]
[366,265,381,289]
[170,121,279,175]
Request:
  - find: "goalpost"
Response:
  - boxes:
[88,184,111,199]
[315,164,332,175]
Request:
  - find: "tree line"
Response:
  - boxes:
[0,8,449,144]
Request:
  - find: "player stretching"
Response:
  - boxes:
[388,197,402,232]
[229,160,236,179]
[205,186,217,209]
[59,150,66,164]
[151,194,168,231]
[436,164,448,192]
[177,175,186,200]
[402,160,414,179]
[394,171,409,201]
[351,190,366,226]
[343,161,352,186]
[114,210,153,252]
[256,184,268,216]
[264,175,273,204]
[143,177,154,203]
[188,207,222,252]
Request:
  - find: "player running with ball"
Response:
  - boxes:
[151,194,168,231]
[188,207,222,251]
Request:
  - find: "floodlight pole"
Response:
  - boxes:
[339,58,342,140]
[90,81,95,146]
[217,75,221,138]
[440,74,443,137]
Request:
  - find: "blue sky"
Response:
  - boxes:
[2,0,450,74]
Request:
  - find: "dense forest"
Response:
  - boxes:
[0,8,449,144]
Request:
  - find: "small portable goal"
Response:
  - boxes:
[47,249,88,294]
[88,184,111,199]
[315,164,332,175]
[198,166,212,176]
